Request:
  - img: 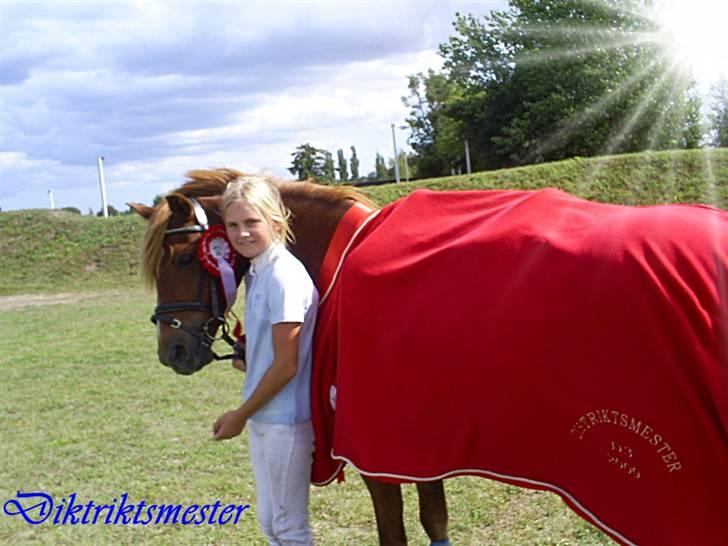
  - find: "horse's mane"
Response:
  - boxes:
[278,179,377,209]
[140,168,376,287]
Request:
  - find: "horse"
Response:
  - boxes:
[131,168,728,546]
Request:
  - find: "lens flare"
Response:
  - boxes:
[653,0,728,88]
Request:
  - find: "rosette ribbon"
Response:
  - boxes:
[198,224,239,312]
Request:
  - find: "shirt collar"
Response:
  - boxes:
[249,243,283,276]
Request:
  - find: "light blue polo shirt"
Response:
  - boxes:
[243,243,318,424]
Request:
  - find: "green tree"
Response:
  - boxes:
[350,146,360,180]
[406,1,703,174]
[289,143,327,181]
[97,205,120,217]
[678,93,705,149]
[403,71,466,176]
[322,151,336,183]
[710,80,728,147]
[382,151,414,180]
[61,206,81,214]
[375,153,388,180]
[336,149,348,182]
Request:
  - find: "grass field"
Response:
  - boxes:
[0,289,612,545]
[3,148,727,544]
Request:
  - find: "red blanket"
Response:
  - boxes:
[311,188,728,546]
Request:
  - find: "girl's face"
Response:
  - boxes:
[224,201,279,259]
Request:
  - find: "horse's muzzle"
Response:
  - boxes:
[160,340,213,375]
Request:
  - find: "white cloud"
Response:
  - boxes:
[1,1,507,212]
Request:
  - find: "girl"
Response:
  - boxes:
[213,175,318,545]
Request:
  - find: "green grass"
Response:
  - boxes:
[0,290,611,545]
[358,148,728,209]
[0,211,145,296]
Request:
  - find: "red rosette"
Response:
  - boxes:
[198,224,237,277]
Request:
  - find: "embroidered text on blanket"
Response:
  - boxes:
[570,409,682,473]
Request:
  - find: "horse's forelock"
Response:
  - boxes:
[141,201,172,288]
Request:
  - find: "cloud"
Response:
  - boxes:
[1,1,506,212]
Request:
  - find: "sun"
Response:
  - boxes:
[653,0,728,90]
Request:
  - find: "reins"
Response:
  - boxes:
[150,198,243,361]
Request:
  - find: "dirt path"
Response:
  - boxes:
[0,290,133,311]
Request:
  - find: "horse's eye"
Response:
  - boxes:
[178,253,195,266]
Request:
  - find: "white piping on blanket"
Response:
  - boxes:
[331,452,639,546]
[311,460,345,487]
[319,209,381,306]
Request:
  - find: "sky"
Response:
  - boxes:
[0,0,508,213]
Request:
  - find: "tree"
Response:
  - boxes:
[405,1,703,174]
[710,80,728,147]
[393,151,415,181]
[97,205,120,217]
[336,149,348,182]
[61,206,81,214]
[289,143,327,181]
[374,153,388,180]
[403,71,470,177]
[323,151,336,183]
[350,146,360,180]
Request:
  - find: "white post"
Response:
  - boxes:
[48,190,55,209]
[390,123,400,184]
[464,140,472,174]
[97,156,108,218]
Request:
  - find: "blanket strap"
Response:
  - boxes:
[317,202,378,305]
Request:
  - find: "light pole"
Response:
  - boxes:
[464,139,472,174]
[390,124,401,184]
[398,125,411,182]
[97,156,108,218]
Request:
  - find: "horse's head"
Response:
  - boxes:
[130,191,248,375]
[130,168,377,374]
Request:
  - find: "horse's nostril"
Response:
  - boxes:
[170,344,188,364]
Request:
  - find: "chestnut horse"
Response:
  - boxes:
[130,168,449,546]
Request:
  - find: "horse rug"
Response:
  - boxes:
[311,188,728,546]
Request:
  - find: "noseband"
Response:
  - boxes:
[150,198,243,361]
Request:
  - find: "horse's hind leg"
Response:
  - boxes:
[362,476,407,546]
[416,480,449,545]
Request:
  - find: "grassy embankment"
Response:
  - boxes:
[1,148,726,296]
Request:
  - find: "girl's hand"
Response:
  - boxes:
[212,408,246,440]
[232,358,246,372]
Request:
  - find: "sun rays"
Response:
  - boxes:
[501,0,725,208]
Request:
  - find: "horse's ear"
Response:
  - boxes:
[197,196,223,222]
[128,202,154,219]
[166,193,192,217]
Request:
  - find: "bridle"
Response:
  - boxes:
[150,198,244,361]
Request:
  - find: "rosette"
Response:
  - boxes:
[198,224,238,311]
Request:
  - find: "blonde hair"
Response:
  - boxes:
[222,175,294,245]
